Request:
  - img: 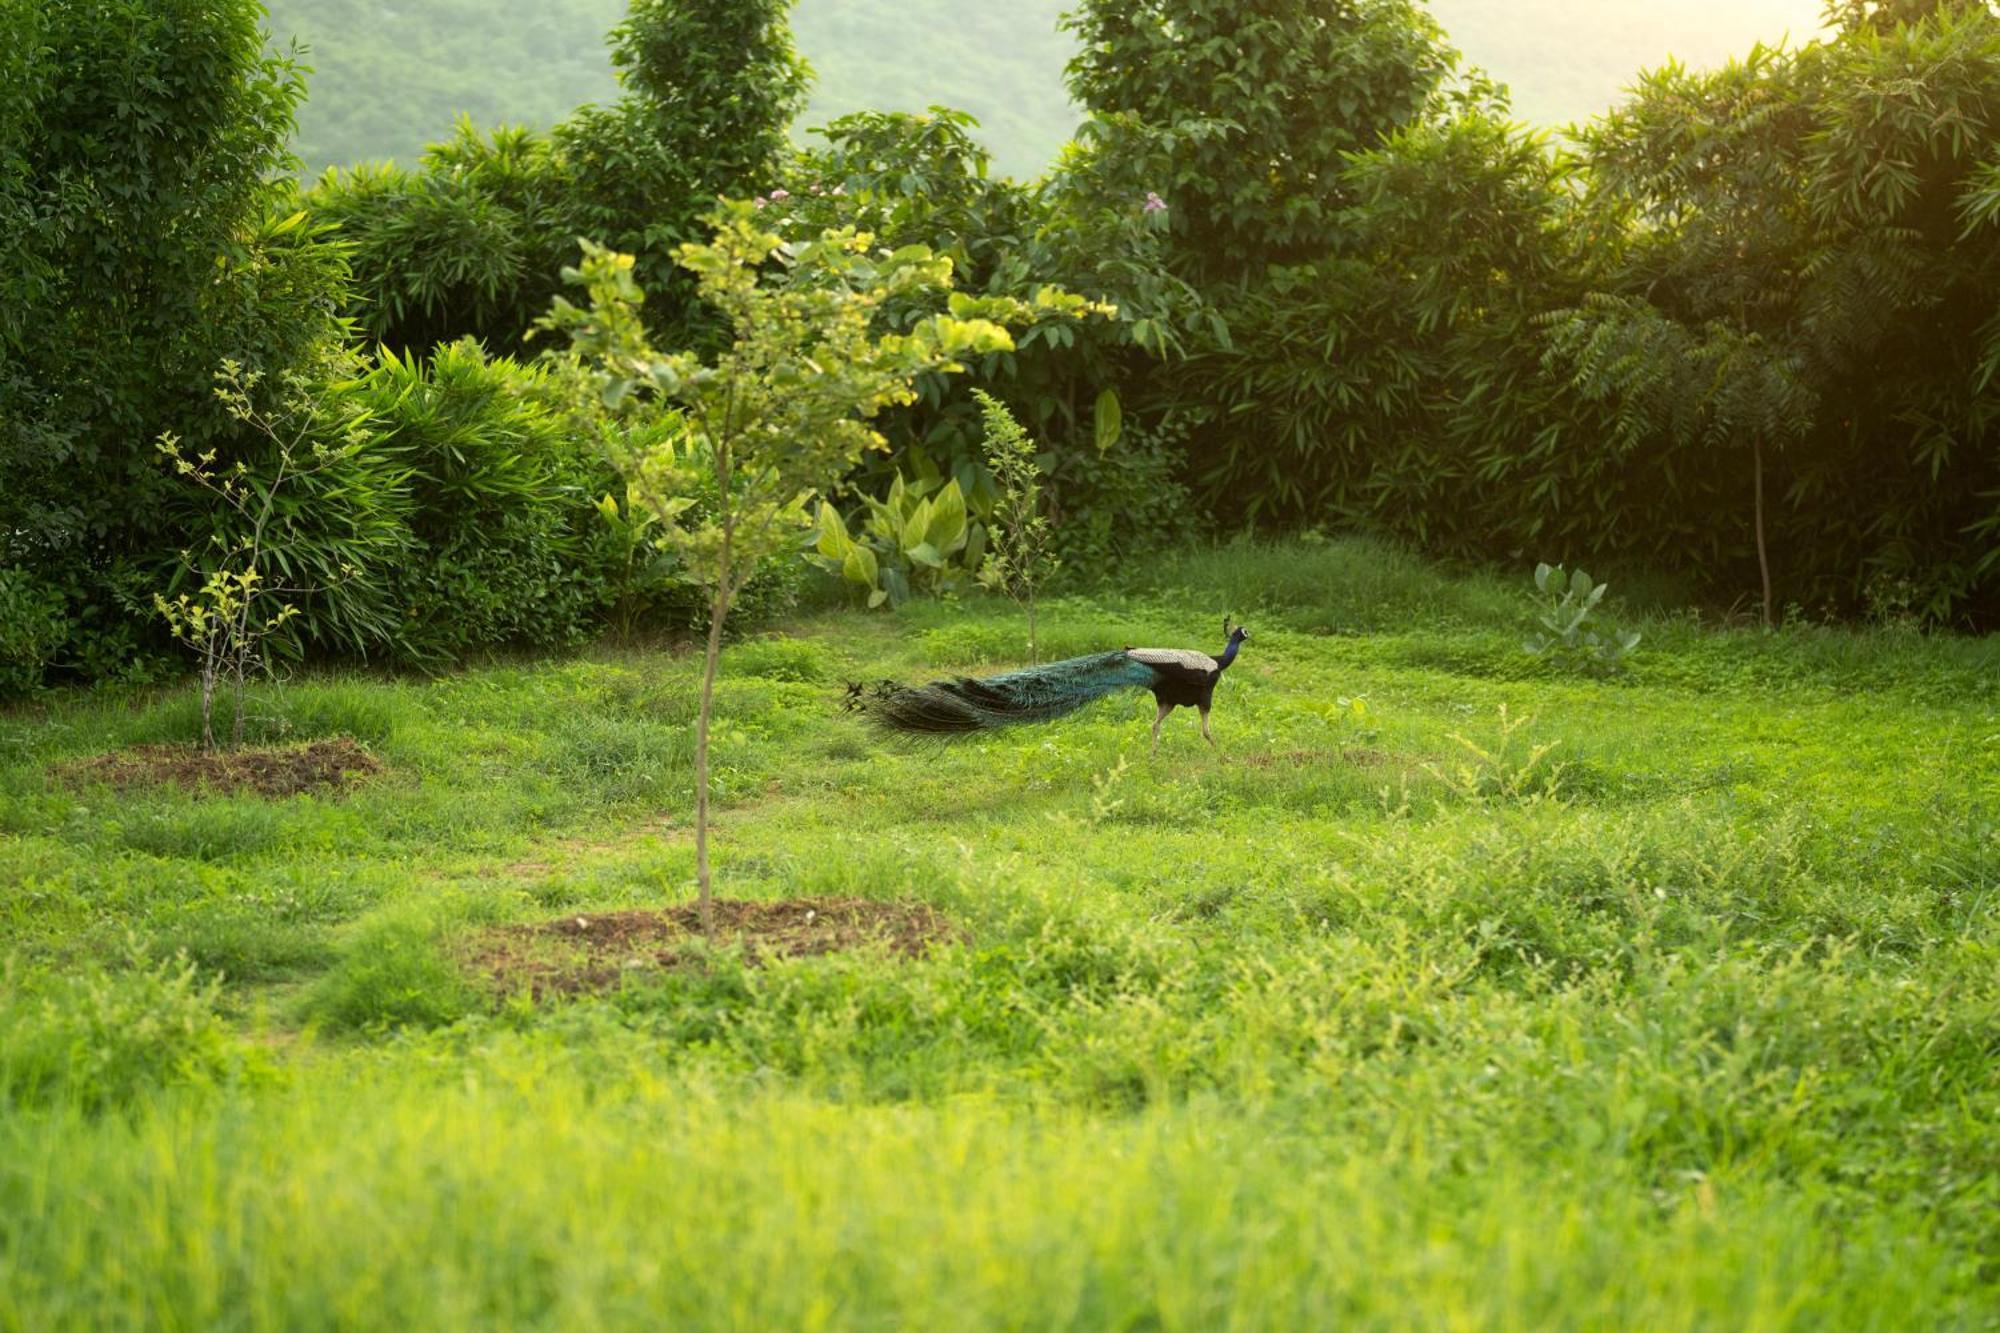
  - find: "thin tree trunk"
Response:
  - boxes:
[692,582,730,944]
[1753,436,1774,629]
[231,656,247,749]
[199,662,217,753]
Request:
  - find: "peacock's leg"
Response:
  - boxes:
[1151,702,1172,754]
[1199,706,1216,748]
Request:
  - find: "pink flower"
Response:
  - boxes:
[770,188,792,201]
[1143,191,1167,214]
[753,195,769,208]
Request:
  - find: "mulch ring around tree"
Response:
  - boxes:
[56,737,384,798]
[471,898,963,998]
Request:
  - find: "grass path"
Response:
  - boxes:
[2,539,1995,1328]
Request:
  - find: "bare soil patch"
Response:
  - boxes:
[472,897,962,998]
[57,738,383,798]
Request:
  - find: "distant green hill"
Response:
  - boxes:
[264,0,1075,180]
[266,0,1830,182]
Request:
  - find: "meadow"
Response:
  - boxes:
[1,538,1995,1330]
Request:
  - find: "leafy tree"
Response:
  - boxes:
[1061,0,1458,283]
[556,0,810,325]
[1789,4,2000,619]
[1183,108,1607,545]
[0,0,350,682]
[1545,46,1820,625]
[542,204,1016,936]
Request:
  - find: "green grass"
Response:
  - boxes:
[2,536,1996,1329]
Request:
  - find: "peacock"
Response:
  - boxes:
[850,619,1250,752]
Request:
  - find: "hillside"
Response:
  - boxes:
[263,0,1075,180]
[266,0,1833,180]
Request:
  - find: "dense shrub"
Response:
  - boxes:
[0,0,352,687]
[309,0,807,353]
[0,566,67,696]
[360,342,614,665]
[778,108,1205,573]
[305,125,581,355]
[0,951,256,1112]
[1127,8,2000,626]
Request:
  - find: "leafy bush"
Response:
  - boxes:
[1043,412,1198,574]
[305,125,581,355]
[1524,564,1641,675]
[0,950,255,1112]
[811,475,983,609]
[0,566,67,697]
[359,342,614,666]
[2,1,358,685]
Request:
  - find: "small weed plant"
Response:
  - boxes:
[1525,563,1641,675]
[973,391,1061,662]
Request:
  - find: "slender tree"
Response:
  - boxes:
[1545,47,1820,626]
[543,203,1015,937]
[972,391,1060,662]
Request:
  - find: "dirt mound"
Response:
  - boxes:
[474,897,960,997]
[58,738,383,798]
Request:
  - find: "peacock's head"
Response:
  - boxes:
[1223,616,1250,647]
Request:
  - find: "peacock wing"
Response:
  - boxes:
[1126,648,1219,684]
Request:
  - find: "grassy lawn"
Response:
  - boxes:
[1,538,1995,1329]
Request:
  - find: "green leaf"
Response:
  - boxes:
[900,498,934,552]
[815,503,852,559]
[842,544,879,589]
[1095,388,1123,454]
[925,479,968,553]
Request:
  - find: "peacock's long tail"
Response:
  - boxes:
[851,651,1157,735]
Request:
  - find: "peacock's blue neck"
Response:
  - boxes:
[1217,636,1242,669]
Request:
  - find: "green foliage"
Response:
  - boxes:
[303,0,809,353]
[546,212,1015,618]
[592,488,681,641]
[555,0,810,330]
[543,202,1018,924]
[1182,109,1595,540]
[0,566,67,698]
[779,105,1187,563]
[1176,10,2000,626]
[0,949,254,1113]
[304,123,580,354]
[156,359,381,748]
[1525,564,1644,674]
[812,475,982,610]
[358,342,614,666]
[972,392,1059,657]
[1062,0,1460,282]
[0,0,351,686]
